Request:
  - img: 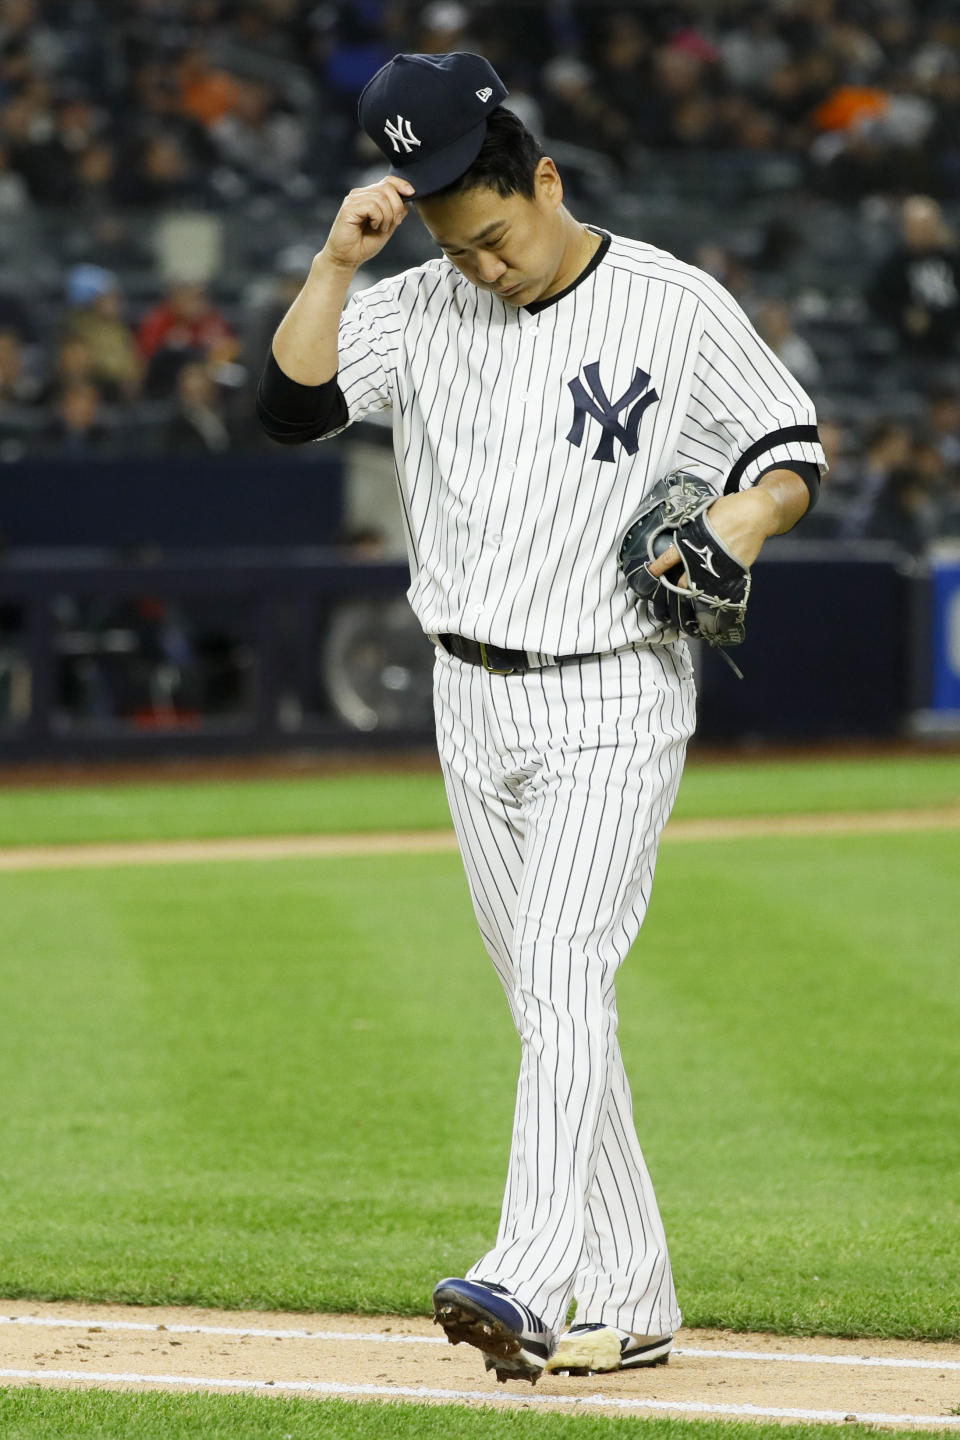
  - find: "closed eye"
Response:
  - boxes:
[441,232,507,258]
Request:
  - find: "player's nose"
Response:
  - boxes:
[476,251,507,285]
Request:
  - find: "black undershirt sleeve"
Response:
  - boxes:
[754,458,821,514]
[256,349,349,444]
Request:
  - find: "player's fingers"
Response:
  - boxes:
[645,543,681,578]
[370,195,391,229]
[381,175,416,206]
[364,192,398,230]
[374,188,410,233]
[367,179,412,228]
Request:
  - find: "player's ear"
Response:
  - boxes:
[534,157,563,211]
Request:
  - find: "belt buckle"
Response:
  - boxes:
[479,641,515,675]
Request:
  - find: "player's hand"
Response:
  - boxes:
[646,488,777,587]
[321,177,415,272]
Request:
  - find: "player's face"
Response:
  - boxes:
[417,160,569,306]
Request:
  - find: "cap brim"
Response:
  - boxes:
[388,118,487,197]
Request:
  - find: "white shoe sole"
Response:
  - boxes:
[546,1328,673,1375]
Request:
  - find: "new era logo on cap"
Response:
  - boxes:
[358,52,508,197]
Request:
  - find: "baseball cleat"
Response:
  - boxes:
[545,1322,673,1374]
[432,1277,555,1384]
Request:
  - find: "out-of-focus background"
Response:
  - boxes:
[1,0,959,760]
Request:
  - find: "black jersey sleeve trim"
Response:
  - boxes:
[723,424,821,496]
[256,349,348,444]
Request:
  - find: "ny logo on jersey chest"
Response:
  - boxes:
[566,361,659,463]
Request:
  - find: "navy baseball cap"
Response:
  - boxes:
[358,52,508,197]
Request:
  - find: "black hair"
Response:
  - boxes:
[432,106,544,201]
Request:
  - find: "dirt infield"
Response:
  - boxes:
[2,1301,959,1427]
[0,805,958,872]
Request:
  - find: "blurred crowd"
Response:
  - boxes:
[2,0,957,209]
[0,0,957,551]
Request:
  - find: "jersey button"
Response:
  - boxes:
[505,462,517,472]
[473,602,484,615]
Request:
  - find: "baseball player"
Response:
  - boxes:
[258,52,825,1383]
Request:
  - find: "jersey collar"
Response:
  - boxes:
[524,227,611,314]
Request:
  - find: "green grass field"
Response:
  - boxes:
[1,754,958,1436]
[3,1392,952,1440]
[1,752,958,848]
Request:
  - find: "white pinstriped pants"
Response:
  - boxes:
[433,641,697,1337]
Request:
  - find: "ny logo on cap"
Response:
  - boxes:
[384,114,421,154]
[476,87,493,101]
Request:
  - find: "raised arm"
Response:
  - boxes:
[258,175,415,444]
[271,175,415,384]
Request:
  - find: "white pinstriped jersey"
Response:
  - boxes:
[326,228,826,656]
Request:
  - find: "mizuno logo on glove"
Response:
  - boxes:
[682,541,719,577]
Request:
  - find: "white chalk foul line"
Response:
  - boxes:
[4,1314,959,1375]
[2,1314,958,1373]
[675,1345,960,1374]
[1,1367,959,1426]
[0,1315,444,1346]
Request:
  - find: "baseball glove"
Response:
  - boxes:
[618,471,751,672]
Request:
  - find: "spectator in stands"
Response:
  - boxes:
[0,87,73,204]
[539,56,629,169]
[912,436,950,503]
[647,35,720,150]
[693,241,756,308]
[926,62,960,197]
[868,196,960,359]
[719,7,789,92]
[317,3,392,119]
[73,137,118,212]
[754,299,821,390]
[587,10,652,126]
[0,324,40,404]
[63,264,144,400]
[230,0,311,64]
[839,421,914,541]
[415,3,473,56]
[864,462,941,554]
[137,280,238,397]
[41,379,120,458]
[209,77,308,197]
[37,333,94,400]
[176,46,240,130]
[54,92,107,161]
[125,58,215,169]
[115,129,208,208]
[925,387,960,473]
[0,0,65,86]
[0,138,29,212]
[162,358,232,455]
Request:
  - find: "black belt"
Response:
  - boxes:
[437,633,594,675]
